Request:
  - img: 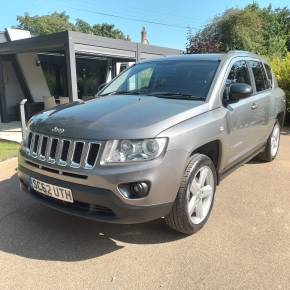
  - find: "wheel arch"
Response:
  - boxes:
[276,111,285,128]
[190,139,222,184]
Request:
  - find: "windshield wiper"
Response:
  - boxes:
[148,92,205,100]
[99,89,149,97]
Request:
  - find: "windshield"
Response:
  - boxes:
[99,59,219,100]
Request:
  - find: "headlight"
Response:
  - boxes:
[100,138,168,164]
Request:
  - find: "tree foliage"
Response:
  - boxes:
[187,4,290,57]
[15,12,127,40]
[270,53,290,108]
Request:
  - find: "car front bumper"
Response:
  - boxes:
[18,148,188,224]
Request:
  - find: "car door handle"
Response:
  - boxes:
[251,103,258,110]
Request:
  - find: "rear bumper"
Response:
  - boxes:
[18,166,173,224]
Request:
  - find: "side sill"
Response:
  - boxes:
[218,145,266,183]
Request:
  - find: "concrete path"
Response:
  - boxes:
[0,130,289,289]
[0,122,22,143]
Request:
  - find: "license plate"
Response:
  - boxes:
[29,177,74,203]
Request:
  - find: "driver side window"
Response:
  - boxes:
[223,60,251,102]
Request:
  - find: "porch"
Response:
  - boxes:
[0,30,180,123]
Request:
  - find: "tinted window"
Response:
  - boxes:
[223,60,251,102]
[100,60,219,99]
[226,60,251,86]
[249,61,269,92]
[264,63,273,87]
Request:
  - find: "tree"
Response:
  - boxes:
[91,23,125,39]
[74,19,126,39]
[16,12,74,35]
[15,12,127,40]
[186,4,290,57]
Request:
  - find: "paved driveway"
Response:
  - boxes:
[0,130,290,290]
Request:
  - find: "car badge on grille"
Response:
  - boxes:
[52,126,65,134]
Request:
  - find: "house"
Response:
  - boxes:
[0,28,181,123]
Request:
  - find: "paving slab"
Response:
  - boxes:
[0,122,22,143]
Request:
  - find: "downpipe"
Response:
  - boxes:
[19,99,28,141]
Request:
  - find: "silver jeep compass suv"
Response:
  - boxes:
[18,51,286,234]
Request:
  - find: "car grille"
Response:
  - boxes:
[24,131,101,169]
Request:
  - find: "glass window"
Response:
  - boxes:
[39,54,68,98]
[100,60,219,99]
[223,60,251,102]
[40,54,108,99]
[249,61,269,92]
[264,63,273,88]
[226,60,251,86]
[128,67,153,91]
[76,58,107,99]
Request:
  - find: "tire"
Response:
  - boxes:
[257,121,281,162]
[165,154,217,235]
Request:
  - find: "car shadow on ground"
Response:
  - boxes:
[0,174,185,262]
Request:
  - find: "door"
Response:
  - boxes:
[223,60,259,168]
[247,60,272,144]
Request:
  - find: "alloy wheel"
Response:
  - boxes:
[270,123,280,158]
[187,166,215,224]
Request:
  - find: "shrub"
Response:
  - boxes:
[270,53,290,111]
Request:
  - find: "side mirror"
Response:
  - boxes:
[98,83,107,92]
[229,83,253,102]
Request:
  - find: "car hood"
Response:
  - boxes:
[29,95,208,140]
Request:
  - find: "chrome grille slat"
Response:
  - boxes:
[55,139,63,164]
[37,135,43,158]
[67,141,76,167]
[80,142,90,168]
[82,142,91,168]
[30,133,35,155]
[24,131,100,169]
[46,137,53,163]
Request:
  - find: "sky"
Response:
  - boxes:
[1,0,289,50]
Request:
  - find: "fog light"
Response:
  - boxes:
[130,182,149,197]
[118,181,150,199]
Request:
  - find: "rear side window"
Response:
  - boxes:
[264,63,273,87]
[249,61,269,92]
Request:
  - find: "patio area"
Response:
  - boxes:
[0,121,22,143]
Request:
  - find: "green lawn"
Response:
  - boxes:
[0,140,20,162]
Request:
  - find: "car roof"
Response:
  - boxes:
[140,50,266,64]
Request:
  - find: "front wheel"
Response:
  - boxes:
[258,122,280,162]
[165,154,217,235]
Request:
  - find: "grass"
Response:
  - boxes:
[0,140,20,162]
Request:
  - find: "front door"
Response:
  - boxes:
[222,60,259,169]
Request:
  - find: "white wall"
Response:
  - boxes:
[4,62,24,107]
[16,53,51,102]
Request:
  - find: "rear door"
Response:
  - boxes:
[247,60,273,142]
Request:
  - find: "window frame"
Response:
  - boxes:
[263,63,273,89]
[247,60,272,94]
[221,59,254,104]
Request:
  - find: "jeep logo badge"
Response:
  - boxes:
[52,126,65,134]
